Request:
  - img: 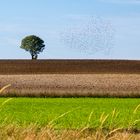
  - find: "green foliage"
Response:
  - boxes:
[20,35,45,59]
[0,98,140,129]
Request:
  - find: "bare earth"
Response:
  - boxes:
[0,74,140,97]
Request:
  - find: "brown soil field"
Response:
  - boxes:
[1,74,140,97]
[0,59,140,74]
[0,60,140,97]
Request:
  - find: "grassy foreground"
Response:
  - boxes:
[0,98,140,130]
[0,98,140,139]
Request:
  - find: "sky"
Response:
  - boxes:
[0,0,140,60]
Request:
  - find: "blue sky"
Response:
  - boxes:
[0,0,140,59]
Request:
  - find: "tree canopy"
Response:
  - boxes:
[20,35,45,59]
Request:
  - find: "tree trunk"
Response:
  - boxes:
[31,54,38,60]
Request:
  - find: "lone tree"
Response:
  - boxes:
[20,35,45,59]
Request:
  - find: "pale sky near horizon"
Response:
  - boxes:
[0,0,140,60]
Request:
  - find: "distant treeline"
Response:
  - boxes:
[0,59,140,74]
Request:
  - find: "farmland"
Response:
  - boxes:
[0,98,140,129]
[0,60,140,139]
[0,98,140,139]
[0,59,140,74]
[0,60,140,97]
[0,74,140,97]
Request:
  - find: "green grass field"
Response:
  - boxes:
[0,98,140,130]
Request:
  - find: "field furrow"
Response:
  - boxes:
[0,74,140,97]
